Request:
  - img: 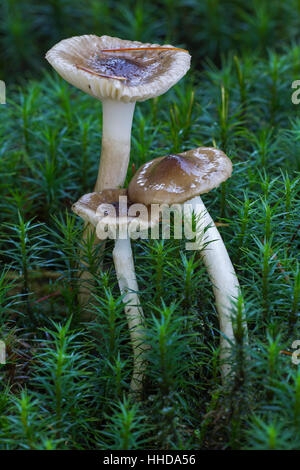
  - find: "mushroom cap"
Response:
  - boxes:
[72,189,159,237]
[45,35,191,103]
[128,147,232,205]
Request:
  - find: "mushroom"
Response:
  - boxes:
[45,34,191,192]
[128,147,248,379]
[46,34,191,305]
[72,189,159,393]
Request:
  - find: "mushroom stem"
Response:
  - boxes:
[112,236,148,393]
[79,100,135,307]
[185,196,248,380]
[95,99,136,191]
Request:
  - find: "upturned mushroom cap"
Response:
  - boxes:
[128,147,232,205]
[45,35,191,103]
[72,188,159,236]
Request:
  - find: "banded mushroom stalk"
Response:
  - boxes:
[46,34,191,303]
[128,148,248,380]
[72,189,159,393]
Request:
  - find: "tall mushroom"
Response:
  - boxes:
[45,34,191,192]
[46,34,191,304]
[128,147,248,379]
[72,189,159,393]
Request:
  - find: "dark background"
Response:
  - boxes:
[2,0,300,82]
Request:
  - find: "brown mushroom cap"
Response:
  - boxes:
[128,147,232,205]
[46,35,191,103]
[72,188,159,234]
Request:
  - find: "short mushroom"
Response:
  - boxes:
[72,188,159,393]
[46,34,191,191]
[128,147,248,379]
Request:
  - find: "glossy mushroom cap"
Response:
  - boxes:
[45,35,191,103]
[72,188,159,235]
[128,147,232,205]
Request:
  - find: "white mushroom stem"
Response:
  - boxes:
[112,236,147,393]
[184,195,248,380]
[79,99,135,306]
[95,99,136,191]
